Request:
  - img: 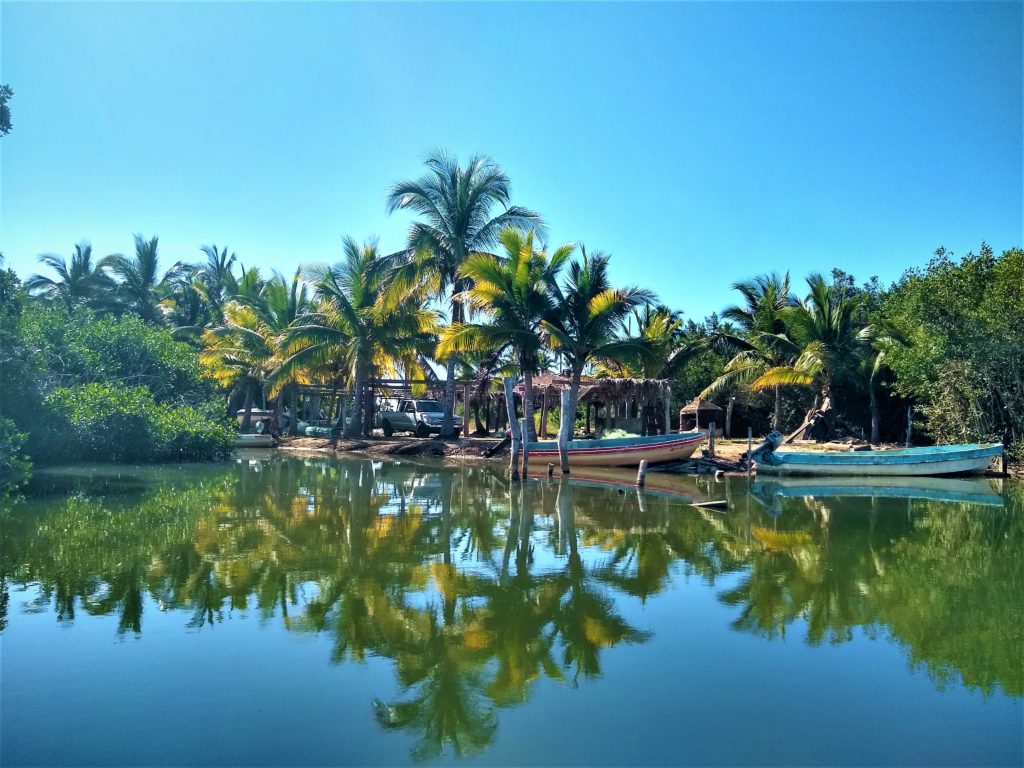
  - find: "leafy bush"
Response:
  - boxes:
[0,417,31,494]
[42,383,234,464]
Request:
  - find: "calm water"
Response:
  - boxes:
[1,454,1021,766]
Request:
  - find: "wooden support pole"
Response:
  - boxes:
[747,426,753,477]
[664,386,672,434]
[504,378,521,480]
[636,459,648,487]
[520,416,531,477]
[709,421,716,457]
[547,463,555,478]
[905,406,913,447]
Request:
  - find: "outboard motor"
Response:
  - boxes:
[742,430,783,469]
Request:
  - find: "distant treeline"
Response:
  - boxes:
[1,151,1020,493]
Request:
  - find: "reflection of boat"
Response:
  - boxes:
[752,476,1004,507]
[527,465,703,504]
[752,434,1002,476]
[524,432,704,467]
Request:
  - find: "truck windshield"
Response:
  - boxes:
[416,401,443,413]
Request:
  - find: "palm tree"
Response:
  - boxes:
[199,301,279,432]
[195,245,238,322]
[101,234,185,323]
[241,269,313,436]
[25,242,114,310]
[437,229,570,442]
[596,304,685,379]
[751,273,868,439]
[701,272,798,430]
[542,246,654,438]
[386,150,544,438]
[283,237,439,438]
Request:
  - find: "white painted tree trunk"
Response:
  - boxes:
[557,388,572,474]
[504,377,521,480]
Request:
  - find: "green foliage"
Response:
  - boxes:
[0,418,31,494]
[41,383,233,463]
[19,303,212,403]
[883,245,1024,450]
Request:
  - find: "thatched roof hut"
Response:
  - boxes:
[679,397,723,431]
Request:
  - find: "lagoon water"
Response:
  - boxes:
[1,454,1021,766]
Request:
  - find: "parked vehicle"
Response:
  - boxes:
[378,399,462,438]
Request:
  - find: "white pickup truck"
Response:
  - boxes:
[378,399,462,438]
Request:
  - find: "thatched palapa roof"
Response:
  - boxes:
[679,397,723,414]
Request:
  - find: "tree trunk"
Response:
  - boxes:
[241,381,255,433]
[345,360,365,437]
[522,367,537,443]
[440,353,458,438]
[773,387,782,431]
[869,390,880,445]
[539,389,549,438]
[557,387,573,474]
[504,377,521,480]
[288,383,300,436]
[363,376,374,437]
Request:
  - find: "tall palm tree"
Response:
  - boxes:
[25,242,114,310]
[386,150,544,438]
[542,246,654,435]
[199,301,280,432]
[437,229,571,442]
[701,272,798,430]
[195,244,238,322]
[101,234,185,323]
[283,237,440,438]
[752,273,868,438]
[595,304,686,379]
[241,268,313,436]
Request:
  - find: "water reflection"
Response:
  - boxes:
[1,456,1021,759]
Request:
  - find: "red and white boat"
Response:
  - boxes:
[524,431,705,467]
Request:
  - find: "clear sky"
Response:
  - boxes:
[1,1,1020,321]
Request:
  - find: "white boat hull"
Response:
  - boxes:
[234,434,274,448]
[524,432,704,467]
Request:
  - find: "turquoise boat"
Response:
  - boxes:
[751,433,1002,477]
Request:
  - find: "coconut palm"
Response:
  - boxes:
[195,245,238,322]
[700,272,798,430]
[199,301,280,432]
[437,229,571,442]
[386,150,544,438]
[751,273,868,438]
[101,234,185,323]
[25,242,114,310]
[542,246,655,435]
[283,237,440,438]
[596,304,686,379]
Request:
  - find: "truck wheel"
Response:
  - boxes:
[415,422,430,438]
[382,420,394,437]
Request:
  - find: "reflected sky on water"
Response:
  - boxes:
[1,454,1021,766]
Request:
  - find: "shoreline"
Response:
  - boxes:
[272,434,1022,478]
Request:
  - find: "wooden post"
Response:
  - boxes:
[539,389,549,438]
[664,386,672,434]
[557,388,572,474]
[726,397,735,438]
[464,382,471,434]
[747,426,753,477]
[905,406,913,448]
[636,459,648,487]
[520,416,531,477]
[708,421,716,457]
[504,378,521,480]
[547,463,555,478]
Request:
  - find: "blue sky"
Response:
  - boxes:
[1,1,1020,321]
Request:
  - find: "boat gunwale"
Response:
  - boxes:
[769,443,1002,466]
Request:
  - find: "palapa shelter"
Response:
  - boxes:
[679,397,723,435]
[515,373,673,437]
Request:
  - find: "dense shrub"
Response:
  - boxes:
[0,417,31,494]
[41,383,234,464]
[883,245,1023,452]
